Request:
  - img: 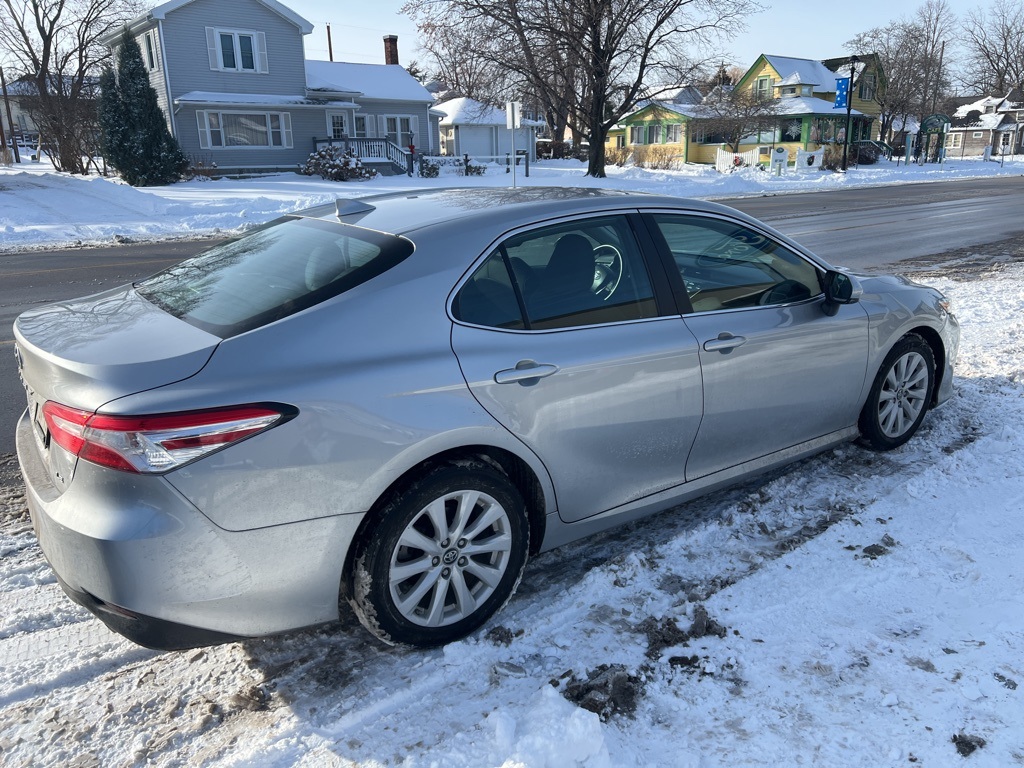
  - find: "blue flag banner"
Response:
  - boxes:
[834,77,851,109]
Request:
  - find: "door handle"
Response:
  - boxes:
[494,361,559,384]
[703,333,747,352]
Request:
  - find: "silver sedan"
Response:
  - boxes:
[15,188,958,649]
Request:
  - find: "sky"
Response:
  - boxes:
[286,0,980,72]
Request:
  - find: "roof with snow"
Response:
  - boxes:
[174,91,358,108]
[774,96,862,117]
[761,55,844,95]
[304,61,432,103]
[641,84,704,104]
[434,97,545,126]
[104,0,313,41]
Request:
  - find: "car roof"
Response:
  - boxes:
[293,187,741,237]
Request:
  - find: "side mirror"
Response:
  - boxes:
[822,270,862,316]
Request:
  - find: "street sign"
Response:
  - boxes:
[506,102,522,130]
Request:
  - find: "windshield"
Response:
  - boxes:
[136,217,413,337]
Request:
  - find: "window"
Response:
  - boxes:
[137,218,413,338]
[197,111,293,149]
[665,124,682,143]
[328,113,347,139]
[385,116,413,147]
[858,73,876,101]
[615,134,625,148]
[646,124,660,144]
[453,216,658,330]
[207,28,266,73]
[755,76,771,100]
[353,116,368,138]
[649,214,822,312]
[143,32,158,71]
[973,131,984,138]
[945,133,962,149]
[630,126,644,145]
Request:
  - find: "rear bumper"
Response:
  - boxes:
[16,411,362,649]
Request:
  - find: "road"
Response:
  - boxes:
[1,175,1023,455]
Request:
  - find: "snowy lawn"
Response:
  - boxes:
[1,239,1022,765]
[2,154,1023,253]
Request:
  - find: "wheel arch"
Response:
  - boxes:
[906,325,946,406]
[339,445,548,601]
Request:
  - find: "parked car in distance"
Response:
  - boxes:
[15,188,959,650]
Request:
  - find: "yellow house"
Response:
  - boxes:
[729,54,883,161]
[606,54,885,167]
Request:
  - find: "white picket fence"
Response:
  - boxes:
[715,147,761,173]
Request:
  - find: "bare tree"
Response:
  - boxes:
[404,0,754,176]
[691,87,780,152]
[0,0,142,173]
[846,0,955,142]
[961,0,1024,94]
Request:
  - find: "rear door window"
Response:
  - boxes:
[137,217,413,337]
[453,215,658,331]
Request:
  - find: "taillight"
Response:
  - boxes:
[42,402,293,474]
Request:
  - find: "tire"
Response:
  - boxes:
[349,462,529,647]
[859,333,935,451]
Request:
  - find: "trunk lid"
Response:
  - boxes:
[15,286,220,491]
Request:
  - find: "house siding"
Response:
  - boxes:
[176,104,322,168]
[160,0,307,99]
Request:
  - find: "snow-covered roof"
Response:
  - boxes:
[105,0,314,41]
[174,91,358,108]
[147,0,313,33]
[954,96,1004,117]
[641,84,703,105]
[762,56,841,95]
[619,101,700,122]
[774,96,862,117]
[951,113,1005,130]
[434,97,545,126]
[305,61,432,103]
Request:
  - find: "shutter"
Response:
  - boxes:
[410,116,419,146]
[256,32,269,73]
[206,27,219,70]
[378,115,387,140]
[365,115,375,137]
[282,113,293,148]
[196,111,209,149]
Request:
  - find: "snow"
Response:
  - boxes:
[2,158,1024,766]
[174,91,348,107]
[435,97,546,127]
[3,154,1024,254]
[304,60,433,102]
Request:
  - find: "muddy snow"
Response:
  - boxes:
[2,230,1023,766]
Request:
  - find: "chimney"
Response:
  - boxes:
[383,35,399,66]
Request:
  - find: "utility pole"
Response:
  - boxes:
[326,24,334,62]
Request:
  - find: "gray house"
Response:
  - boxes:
[102,0,437,174]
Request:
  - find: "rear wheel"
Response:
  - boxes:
[350,462,529,646]
[859,334,935,450]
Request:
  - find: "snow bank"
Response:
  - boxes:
[2,154,1023,253]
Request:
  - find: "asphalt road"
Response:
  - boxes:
[1,174,1023,455]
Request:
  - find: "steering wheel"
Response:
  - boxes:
[592,244,623,300]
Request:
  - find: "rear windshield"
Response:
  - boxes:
[136,217,413,337]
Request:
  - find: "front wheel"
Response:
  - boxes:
[349,462,529,646]
[859,334,935,450]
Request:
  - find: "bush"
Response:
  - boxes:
[853,143,881,165]
[299,146,377,181]
[419,156,440,178]
[465,161,485,176]
[605,147,631,167]
[633,145,683,170]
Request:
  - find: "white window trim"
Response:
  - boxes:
[972,131,984,138]
[143,32,159,72]
[378,114,418,147]
[206,27,268,74]
[196,110,293,150]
